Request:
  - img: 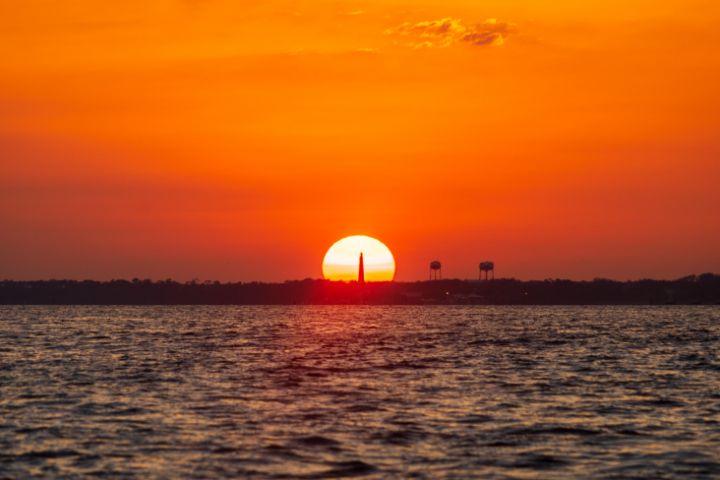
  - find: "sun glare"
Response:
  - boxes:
[322,235,396,282]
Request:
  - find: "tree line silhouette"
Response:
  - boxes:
[1,274,718,305]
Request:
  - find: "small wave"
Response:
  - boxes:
[263,444,307,460]
[71,454,101,468]
[376,360,433,370]
[344,403,383,413]
[211,446,243,455]
[485,440,520,447]
[457,414,494,424]
[371,428,427,446]
[17,449,80,460]
[506,426,602,437]
[633,398,685,408]
[300,412,326,421]
[511,453,569,470]
[292,436,342,450]
[611,427,649,436]
[304,460,377,478]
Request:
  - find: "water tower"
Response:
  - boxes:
[429,260,442,280]
[479,261,495,280]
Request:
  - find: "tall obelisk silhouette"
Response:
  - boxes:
[358,252,365,284]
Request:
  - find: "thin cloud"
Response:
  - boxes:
[387,17,515,48]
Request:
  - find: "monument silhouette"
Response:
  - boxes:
[358,252,365,283]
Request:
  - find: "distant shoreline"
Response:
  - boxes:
[1,276,719,305]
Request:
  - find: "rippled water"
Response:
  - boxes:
[1,306,719,479]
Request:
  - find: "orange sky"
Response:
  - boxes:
[1,0,719,281]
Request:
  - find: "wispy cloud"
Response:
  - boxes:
[387,17,515,48]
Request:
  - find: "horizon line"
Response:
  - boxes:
[2,273,718,284]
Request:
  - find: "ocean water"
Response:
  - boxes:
[1,306,719,479]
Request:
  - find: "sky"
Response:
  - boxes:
[1,0,719,281]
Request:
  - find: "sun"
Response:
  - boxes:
[322,235,396,282]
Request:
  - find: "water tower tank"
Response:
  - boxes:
[429,260,442,280]
[479,261,495,280]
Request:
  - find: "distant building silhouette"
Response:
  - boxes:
[429,260,442,280]
[479,261,495,280]
[2,275,720,305]
[358,252,365,283]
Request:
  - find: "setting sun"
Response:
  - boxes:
[322,235,396,282]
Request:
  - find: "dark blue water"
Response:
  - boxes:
[1,306,719,478]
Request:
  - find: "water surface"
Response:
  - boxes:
[1,306,719,478]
